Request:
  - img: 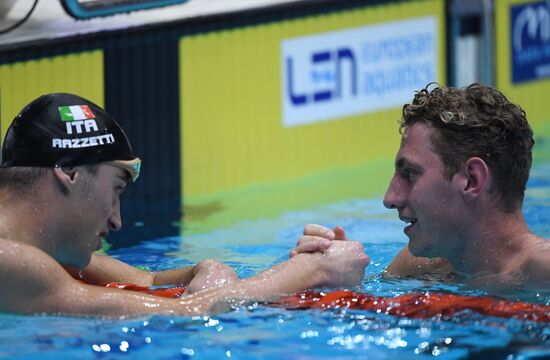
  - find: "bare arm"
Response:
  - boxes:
[66,254,159,285]
[67,254,238,292]
[1,240,369,317]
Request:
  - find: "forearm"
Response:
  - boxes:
[78,255,195,286]
[51,254,323,317]
[152,266,196,286]
[78,256,233,289]
[183,253,323,308]
[73,255,155,286]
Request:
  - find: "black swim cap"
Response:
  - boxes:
[1,93,141,181]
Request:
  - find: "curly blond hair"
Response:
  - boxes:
[401,83,534,212]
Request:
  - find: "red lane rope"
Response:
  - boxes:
[103,283,550,323]
[105,282,187,298]
[273,290,550,323]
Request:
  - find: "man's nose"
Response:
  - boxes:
[383,175,404,209]
[108,202,122,232]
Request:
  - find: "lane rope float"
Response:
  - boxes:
[103,282,550,323]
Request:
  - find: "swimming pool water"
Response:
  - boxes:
[1,163,549,359]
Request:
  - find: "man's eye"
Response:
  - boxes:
[403,169,417,181]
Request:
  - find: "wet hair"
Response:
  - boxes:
[401,83,534,212]
[0,164,100,193]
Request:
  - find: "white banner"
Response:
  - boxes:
[281,16,438,127]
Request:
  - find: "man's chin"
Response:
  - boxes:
[407,240,437,258]
[59,257,90,274]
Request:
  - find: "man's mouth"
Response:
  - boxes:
[96,232,108,250]
[400,217,417,234]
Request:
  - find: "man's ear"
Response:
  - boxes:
[458,157,490,199]
[53,167,79,193]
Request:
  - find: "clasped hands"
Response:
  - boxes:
[289,224,370,287]
[186,224,370,294]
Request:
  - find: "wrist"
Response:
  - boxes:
[288,252,327,288]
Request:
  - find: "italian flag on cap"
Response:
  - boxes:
[58,105,95,122]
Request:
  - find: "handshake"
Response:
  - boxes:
[287,224,371,288]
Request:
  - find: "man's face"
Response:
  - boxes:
[383,123,463,258]
[61,164,128,268]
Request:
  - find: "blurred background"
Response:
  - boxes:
[1,0,549,247]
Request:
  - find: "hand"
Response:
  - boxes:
[308,240,370,287]
[185,260,239,294]
[289,224,348,258]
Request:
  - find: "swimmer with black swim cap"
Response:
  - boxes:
[1,93,141,181]
[0,93,368,317]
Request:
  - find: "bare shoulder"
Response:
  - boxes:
[521,237,550,282]
[384,245,452,278]
[0,239,73,314]
[0,238,58,273]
